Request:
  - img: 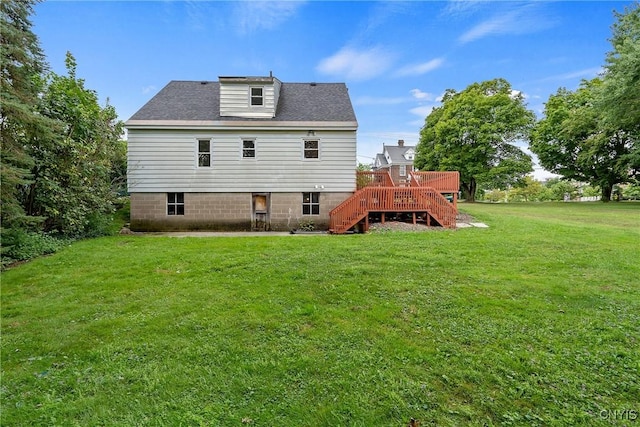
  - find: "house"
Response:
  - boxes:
[125,74,358,231]
[372,140,416,186]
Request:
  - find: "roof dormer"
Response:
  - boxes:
[404,148,415,161]
[219,75,282,118]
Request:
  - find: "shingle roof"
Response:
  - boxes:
[384,145,415,165]
[127,80,357,123]
[375,153,389,167]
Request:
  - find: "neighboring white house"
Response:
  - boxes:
[125,74,358,231]
[372,140,416,186]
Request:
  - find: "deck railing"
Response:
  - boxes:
[329,186,457,233]
[356,171,394,189]
[410,171,460,193]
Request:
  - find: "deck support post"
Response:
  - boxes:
[381,212,385,224]
[412,212,416,225]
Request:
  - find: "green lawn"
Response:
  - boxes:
[2,202,639,426]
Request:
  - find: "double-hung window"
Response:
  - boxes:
[304,140,319,159]
[250,87,263,106]
[242,140,256,158]
[168,193,184,216]
[302,192,320,215]
[198,139,211,167]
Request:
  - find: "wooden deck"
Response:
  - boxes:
[329,171,459,234]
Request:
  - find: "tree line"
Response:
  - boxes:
[1,0,126,265]
[415,3,639,202]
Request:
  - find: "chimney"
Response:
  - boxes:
[398,139,405,147]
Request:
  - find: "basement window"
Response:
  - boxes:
[302,192,320,215]
[167,193,184,216]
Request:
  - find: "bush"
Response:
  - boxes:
[82,211,116,238]
[297,219,315,231]
[1,228,69,267]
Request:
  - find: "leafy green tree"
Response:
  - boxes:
[415,78,535,202]
[622,183,640,200]
[508,176,545,202]
[110,139,129,196]
[24,52,124,235]
[530,78,634,201]
[542,178,579,201]
[0,0,57,228]
[599,3,640,181]
[599,3,640,133]
[532,5,639,202]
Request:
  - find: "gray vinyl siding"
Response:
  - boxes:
[219,83,278,118]
[127,129,357,193]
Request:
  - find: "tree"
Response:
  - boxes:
[415,78,535,202]
[543,178,579,201]
[508,176,545,202]
[0,0,57,228]
[599,2,640,180]
[23,52,124,235]
[530,78,634,201]
[599,3,640,132]
[531,5,639,201]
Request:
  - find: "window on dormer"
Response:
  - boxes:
[250,87,263,106]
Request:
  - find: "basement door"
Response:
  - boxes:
[252,193,270,231]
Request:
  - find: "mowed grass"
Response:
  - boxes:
[1,203,638,426]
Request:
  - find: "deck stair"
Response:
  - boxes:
[329,171,459,234]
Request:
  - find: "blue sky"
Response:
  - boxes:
[33,0,632,178]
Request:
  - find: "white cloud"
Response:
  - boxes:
[317,46,395,81]
[395,58,445,77]
[234,1,305,34]
[458,4,556,44]
[410,89,435,101]
[510,89,528,100]
[442,0,484,17]
[538,67,604,83]
[410,105,435,118]
[142,85,157,94]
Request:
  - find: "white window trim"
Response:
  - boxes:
[303,139,320,161]
[399,165,407,177]
[197,138,212,168]
[250,86,264,107]
[241,138,256,159]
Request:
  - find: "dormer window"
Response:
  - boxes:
[404,149,415,161]
[250,87,263,106]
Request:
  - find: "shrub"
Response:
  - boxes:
[1,228,69,267]
[297,219,315,231]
